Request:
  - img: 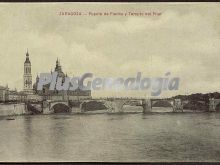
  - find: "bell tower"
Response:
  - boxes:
[23,49,33,94]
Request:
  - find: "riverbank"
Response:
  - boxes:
[0,103,28,116]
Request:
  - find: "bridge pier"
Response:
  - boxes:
[209,98,216,112]
[209,98,220,112]
[142,99,152,113]
[42,101,52,114]
[103,100,126,113]
[114,100,126,112]
[173,99,183,112]
[79,102,86,112]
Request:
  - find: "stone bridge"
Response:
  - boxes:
[42,98,185,114]
[42,98,220,114]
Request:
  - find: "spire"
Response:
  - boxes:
[55,58,58,71]
[26,48,29,57]
[54,58,63,75]
[36,74,39,84]
[25,49,31,64]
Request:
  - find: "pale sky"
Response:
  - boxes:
[0,3,219,97]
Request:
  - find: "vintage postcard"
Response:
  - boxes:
[0,2,219,163]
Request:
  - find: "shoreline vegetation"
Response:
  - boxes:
[172,92,220,111]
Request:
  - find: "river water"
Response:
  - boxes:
[0,107,220,162]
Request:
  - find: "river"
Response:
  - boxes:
[0,107,220,162]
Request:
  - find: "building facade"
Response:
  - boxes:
[8,89,19,101]
[0,85,9,102]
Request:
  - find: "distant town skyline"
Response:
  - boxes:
[0,3,219,97]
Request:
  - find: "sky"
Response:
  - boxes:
[0,3,219,97]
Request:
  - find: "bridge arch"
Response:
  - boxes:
[50,102,71,113]
[183,100,207,110]
[105,100,146,113]
[80,100,107,112]
[151,100,173,107]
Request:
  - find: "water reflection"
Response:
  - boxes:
[0,110,220,162]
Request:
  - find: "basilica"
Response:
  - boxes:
[23,50,91,101]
